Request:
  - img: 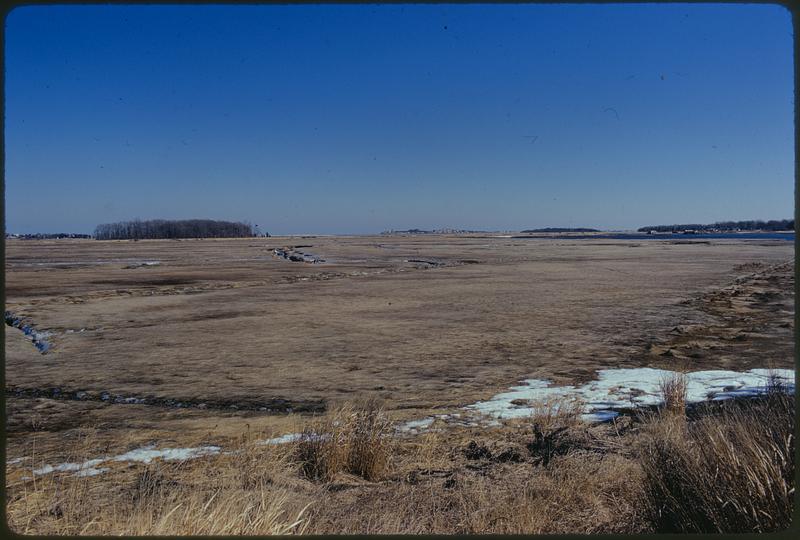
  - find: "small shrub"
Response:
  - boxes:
[529,396,583,432]
[295,398,393,482]
[527,397,584,466]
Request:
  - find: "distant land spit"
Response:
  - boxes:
[520,228,600,233]
[638,219,793,233]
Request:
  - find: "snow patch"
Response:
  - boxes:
[29,444,222,478]
[467,367,795,422]
[397,417,435,433]
[258,433,303,445]
[75,467,109,477]
[111,445,221,464]
[124,260,161,268]
[33,458,106,476]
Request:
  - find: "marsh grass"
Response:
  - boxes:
[6,439,310,535]
[119,483,309,535]
[526,397,585,466]
[6,392,794,534]
[639,390,795,532]
[295,398,393,482]
[528,396,583,431]
[658,370,688,416]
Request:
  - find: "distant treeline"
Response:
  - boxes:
[94,219,264,240]
[637,219,794,233]
[520,227,600,233]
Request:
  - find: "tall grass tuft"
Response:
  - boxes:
[295,398,393,482]
[526,397,584,466]
[658,370,688,416]
[639,389,795,532]
[528,396,583,432]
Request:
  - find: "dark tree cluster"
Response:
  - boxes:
[637,219,794,233]
[94,219,263,240]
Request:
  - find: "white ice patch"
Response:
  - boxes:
[33,458,106,476]
[111,445,221,464]
[397,413,466,433]
[258,433,303,445]
[117,396,147,404]
[124,260,161,269]
[581,410,620,422]
[397,417,435,433]
[30,444,222,478]
[467,368,795,422]
[75,467,109,477]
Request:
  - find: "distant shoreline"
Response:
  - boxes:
[5,230,795,241]
[507,231,795,241]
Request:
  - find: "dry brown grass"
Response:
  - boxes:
[464,452,646,534]
[658,370,688,416]
[525,397,585,466]
[304,401,646,534]
[638,391,795,532]
[295,398,393,482]
[6,439,311,535]
[306,453,646,534]
[116,483,309,535]
[6,391,794,535]
[528,396,583,431]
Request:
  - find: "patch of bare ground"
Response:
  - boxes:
[639,260,794,373]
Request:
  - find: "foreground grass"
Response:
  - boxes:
[6,389,795,534]
[6,439,311,535]
[640,384,795,532]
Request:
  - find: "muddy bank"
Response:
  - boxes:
[123,260,161,269]
[636,260,794,371]
[273,247,325,263]
[5,386,325,414]
[4,311,52,353]
[405,258,445,268]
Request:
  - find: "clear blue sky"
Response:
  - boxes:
[4,3,794,235]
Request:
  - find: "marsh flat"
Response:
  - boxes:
[4,235,794,456]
